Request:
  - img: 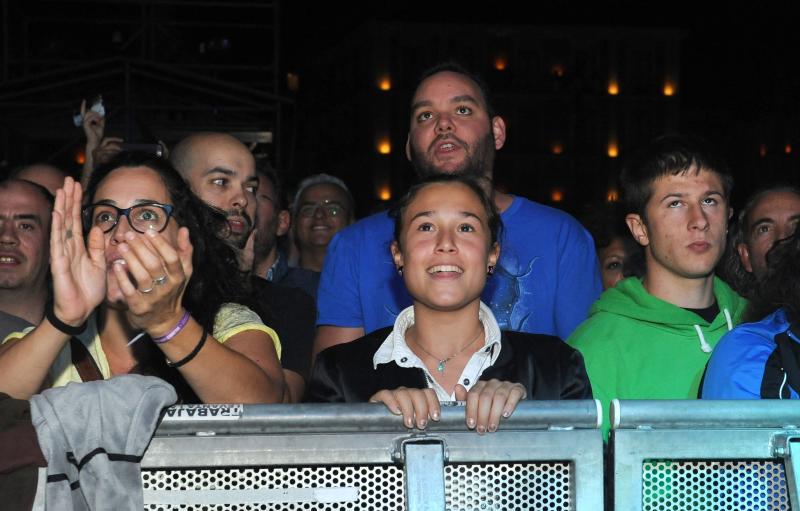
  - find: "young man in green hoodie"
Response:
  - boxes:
[568,134,748,437]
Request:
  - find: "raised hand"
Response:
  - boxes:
[109,225,194,337]
[370,387,441,429]
[455,379,527,434]
[50,177,108,326]
[80,99,106,151]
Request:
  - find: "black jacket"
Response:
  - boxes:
[306,327,593,403]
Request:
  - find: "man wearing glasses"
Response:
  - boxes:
[291,174,354,275]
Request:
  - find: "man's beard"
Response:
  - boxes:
[223,209,254,249]
[253,216,279,257]
[410,132,496,180]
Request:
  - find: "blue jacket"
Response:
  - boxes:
[703,308,800,399]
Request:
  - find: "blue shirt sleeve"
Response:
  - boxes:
[316,227,364,328]
[554,216,603,340]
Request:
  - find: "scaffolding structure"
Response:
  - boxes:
[0,0,292,170]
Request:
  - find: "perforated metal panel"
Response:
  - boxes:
[445,462,572,511]
[642,460,790,511]
[142,461,574,510]
[142,465,405,510]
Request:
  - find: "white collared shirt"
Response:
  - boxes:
[372,301,503,401]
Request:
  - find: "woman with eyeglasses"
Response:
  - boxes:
[0,152,284,403]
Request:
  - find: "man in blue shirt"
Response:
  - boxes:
[313,62,602,357]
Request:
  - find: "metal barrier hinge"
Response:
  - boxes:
[772,434,800,510]
[392,436,447,511]
[391,434,449,463]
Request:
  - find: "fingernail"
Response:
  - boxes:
[489,423,497,432]
[405,418,413,428]
[476,425,486,434]
[466,417,475,429]
[418,419,427,428]
[393,407,402,415]
[502,409,511,418]
[432,411,440,421]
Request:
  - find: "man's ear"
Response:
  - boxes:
[737,242,754,273]
[390,240,404,269]
[626,213,650,247]
[276,210,291,237]
[491,116,507,150]
[488,242,500,267]
[405,134,412,162]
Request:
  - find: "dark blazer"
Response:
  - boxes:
[306,327,593,403]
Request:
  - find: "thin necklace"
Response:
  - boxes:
[410,325,484,373]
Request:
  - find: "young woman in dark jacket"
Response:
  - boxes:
[308,174,592,433]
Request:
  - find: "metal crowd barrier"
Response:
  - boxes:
[611,400,800,511]
[140,400,604,510]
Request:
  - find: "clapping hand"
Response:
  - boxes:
[50,177,108,327]
[109,225,194,338]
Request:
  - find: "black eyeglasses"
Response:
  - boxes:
[82,202,175,234]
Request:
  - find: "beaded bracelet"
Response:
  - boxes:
[44,301,87,336]
[166,329,208,368]
[153,310,191,344]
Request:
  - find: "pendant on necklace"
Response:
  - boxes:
[437,360,446,373]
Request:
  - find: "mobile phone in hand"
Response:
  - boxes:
[118,143,164,157]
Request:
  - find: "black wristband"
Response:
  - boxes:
[166,329,208,368]
[45,301,87,336]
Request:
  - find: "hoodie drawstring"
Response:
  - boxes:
[694,307,734,353]
[723,308,733,331]
[694,325,713,353]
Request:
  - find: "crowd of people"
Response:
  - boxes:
[1,61,799,436]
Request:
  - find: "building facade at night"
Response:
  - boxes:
[294,22,684,215]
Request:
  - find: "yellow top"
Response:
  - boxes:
[3,302,281,389]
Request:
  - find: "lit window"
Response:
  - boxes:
[286,73,299,92]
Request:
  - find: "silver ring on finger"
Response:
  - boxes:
[153,274,168,286]
[139,286,154,294]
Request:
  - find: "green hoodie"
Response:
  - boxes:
[567,276,747,437]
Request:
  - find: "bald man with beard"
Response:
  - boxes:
[171,133,316,401]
